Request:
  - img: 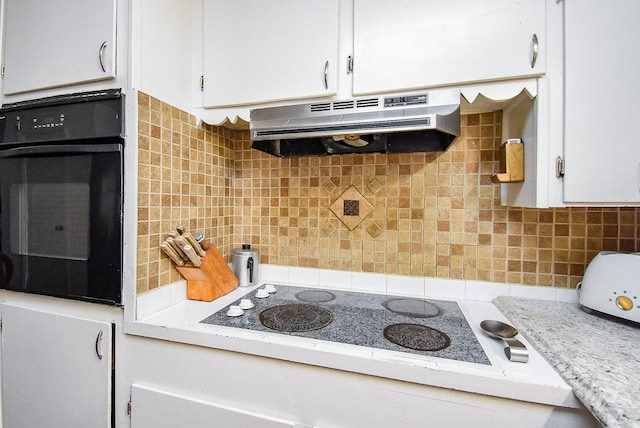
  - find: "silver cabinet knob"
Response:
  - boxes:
[99,41,108,72]
[530,33,539,69]
[323,60,329,90]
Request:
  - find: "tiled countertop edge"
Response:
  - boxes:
[137,264,579,320]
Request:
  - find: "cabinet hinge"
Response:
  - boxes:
[347,56,353,74]
[556,156,565,178]
[1,64,4,77]
[127,400,132,416]
[200,75,204,91]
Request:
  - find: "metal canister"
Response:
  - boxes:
[232,244,260,287]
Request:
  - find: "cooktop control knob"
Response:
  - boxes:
[615,295,634,311]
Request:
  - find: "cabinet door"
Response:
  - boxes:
[563,0,640,204]
[202,0,339,108]
[1,304,112,428]
[1,0,116,95]
[131,384,298,428]
[353,0,545,95]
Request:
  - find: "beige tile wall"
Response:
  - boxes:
[137,93,639,294]
[136,92,235,293]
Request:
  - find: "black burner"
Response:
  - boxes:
[295,290,336,303]
[260,304,333,332]
[383,323,451,351]
[383,298,441,318]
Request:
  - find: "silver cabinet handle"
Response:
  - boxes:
[99,41,107,72]
[95,329,104,360]
[530,34,539,69]
[556,156,565,178]
[323,60,329,90]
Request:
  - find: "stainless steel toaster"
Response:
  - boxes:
[578,251,640,323]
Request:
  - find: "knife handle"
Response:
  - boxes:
[173,235,189,251]
[160,242,185,266]
[183,244,202,267]
[166,237,190,263]
[183,232,206,257]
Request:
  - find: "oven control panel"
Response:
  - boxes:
[17,113,65,131]
[0,89,124,146]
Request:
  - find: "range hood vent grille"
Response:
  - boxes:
[332,100,354,110]
[250,89,461,157]
[356,98,379,108]
[310,98,380,112]
[310,102,331,112]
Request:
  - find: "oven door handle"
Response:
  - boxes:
[0,143,122,158]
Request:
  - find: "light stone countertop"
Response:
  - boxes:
[494,296,640,428]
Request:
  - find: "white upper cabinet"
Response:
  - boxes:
[133,0,197,114]
[562,0,640,204]
[1,0,117,95]
[202,0,339,108]
[352,0,545,95]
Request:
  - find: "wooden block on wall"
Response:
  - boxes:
[491,139,524,183]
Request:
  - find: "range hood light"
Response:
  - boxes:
[333,134,369,147]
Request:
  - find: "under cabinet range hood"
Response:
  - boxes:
[250,88,461,157]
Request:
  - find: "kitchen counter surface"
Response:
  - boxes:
[494,296,640,428]
[128,281,587,412]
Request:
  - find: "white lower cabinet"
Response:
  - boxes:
[124,335,597,428]
[1,304,113,428]
[131,384,303,428]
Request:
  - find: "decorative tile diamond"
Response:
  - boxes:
[366,222,383,238]
[367,178,383,195]
[329,185,374,230]
[322,179,338,193]
[322,222,337,236]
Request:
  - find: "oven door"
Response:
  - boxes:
[0,143,122,305]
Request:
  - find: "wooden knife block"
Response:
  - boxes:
[176,246,239,302]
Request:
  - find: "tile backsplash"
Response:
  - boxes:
[137,92,639,294]
[136,92,235,293]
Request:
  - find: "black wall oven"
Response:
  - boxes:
[0,89,124,305]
